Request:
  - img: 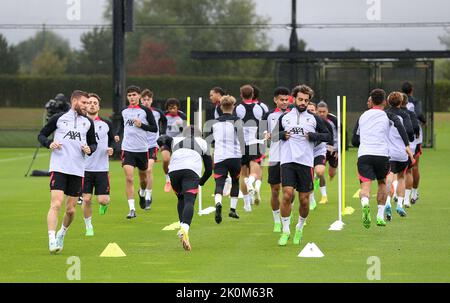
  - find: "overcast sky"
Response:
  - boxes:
[1,0,449,51]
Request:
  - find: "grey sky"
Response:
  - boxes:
[1,0,449,51]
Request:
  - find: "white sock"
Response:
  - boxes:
[361,196,369,207]
[128,199,135,211]
[48,230,56,241]
[281,216,291,233]
[139,188,145,197]
[296,216,306,230]
[397,197,404,208]
[272,209,281,223]
[58,225,68,236]
[243,194,250,206]
[320,186,327,197]
[248,175,256,186]
[309,193,315,203]
[377,205,385,219]
[255,180,262,192]
[145,189,152,200]
[84,217,93,229]
[215,193,222,205]
[405,190,411,204]
[230,197,238,209]
[392,180,398,198]
[180,222,190,232]
[386,196,391,208]
[165,174,170,182]
[412,188,418,199]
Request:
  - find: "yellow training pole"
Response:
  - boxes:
[342,96,346,214]
[342,96,354,216]
[187,96,191,126]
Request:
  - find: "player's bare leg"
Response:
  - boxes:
[278,186,294,245]
[48,190,64,253]
[123,165,136,219]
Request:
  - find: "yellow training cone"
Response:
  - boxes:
[343,207,355,215]
[100,243,126,257]
[352,189,361,199]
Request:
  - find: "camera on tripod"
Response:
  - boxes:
[44,93,70,121]
[25,93,71,177]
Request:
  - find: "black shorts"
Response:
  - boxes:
[169,169,199,196]
[268,162,281,185]
[414,144,422,158]
[357,155,390,182]
[314,155,326,167]
[82,171,110,195]
[281,163,314,193]
[157,135,172,153]
[214,158,241,180]
[241,144,263,167]
[121,150,148,171]
[390,160,410,174]
[326,150,338,168]
[148,147,159,161]
[50,172,83,197]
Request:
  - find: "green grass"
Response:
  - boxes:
[0,114,449,282]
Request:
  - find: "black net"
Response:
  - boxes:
[276,60,434,147]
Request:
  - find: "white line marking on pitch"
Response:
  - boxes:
[0,154,46,163]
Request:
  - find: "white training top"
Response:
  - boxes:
[85,117,113,172]
[212,114,243,164]
[235,101,264,145]
[266,108,289,162]
[168,137,208,177]
[278,107,331,167]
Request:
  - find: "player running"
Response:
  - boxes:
[81,93,114,236]
[211,95,245,223]
[352,89,413,229]
[306,102,334,210]
[250,84,268,205]
[263,87,290,232]
[168,126,213,251]
[157,98,187,193]
[114,85,158,219]
[274,84,331,246]
[316,101,339,204]
[402,81,426,205]
[384,91,415,220]
[235,85,264,212]
[140,89,167,210]
[38,90,97,253]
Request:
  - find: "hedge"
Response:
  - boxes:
[434,80,450,112]
[1,75,449,111]
[0,75,275,108]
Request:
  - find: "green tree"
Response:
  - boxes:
[105,0,272,77]
[437,28,450,80]
[77,27,113,74]
[16,29,73,74]
[31,47,68,76]
[0,34,19,74]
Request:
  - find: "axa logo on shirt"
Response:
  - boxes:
[63,130,82,141]
[126,119,134,126]
[290,127,305,135]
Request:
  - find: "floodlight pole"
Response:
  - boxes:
[289,0,299,88]
[112,0,125,136]
[112,0,134,157]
